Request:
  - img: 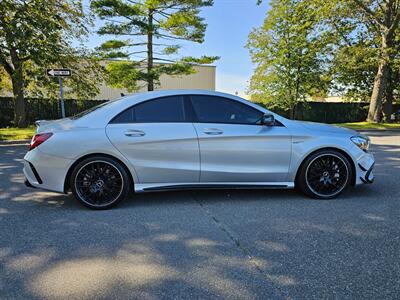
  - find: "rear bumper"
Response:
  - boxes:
[23,148,73,193]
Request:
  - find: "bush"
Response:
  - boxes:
[0,97,107,127]
[254,101,400,123]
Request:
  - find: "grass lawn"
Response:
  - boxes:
[0,126,35,141]
[335,121,400,130]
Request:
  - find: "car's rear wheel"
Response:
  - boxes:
[70,156,130,209]
[297,150,352,199]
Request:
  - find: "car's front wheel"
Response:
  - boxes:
[70,156,130,209]
[297,150,352,199]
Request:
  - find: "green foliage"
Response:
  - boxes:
[0,0,104,126]
[247,0,331,117]
[91,0,218,91]
[105,61,142,92]
[249,0,400,119]
[0,97,108,128]
[0,0,88,66]
[0,67,12,93]
[27,52,105,100]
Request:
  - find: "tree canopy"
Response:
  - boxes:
[0,0,103,127]
[251,0,400,122]
[247,0,331,118]
[91,0,219,91]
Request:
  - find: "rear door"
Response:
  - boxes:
[106,96,200,183]
[189,95,291,183]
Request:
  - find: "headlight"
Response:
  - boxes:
[351,135,370,152]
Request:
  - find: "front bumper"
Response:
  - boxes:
[23,148,74,193]
[353,149,375,185]
[359,162,375,184]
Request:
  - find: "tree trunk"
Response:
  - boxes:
[367,31,392,123]
[147,9,154,91]
[11,67,26,128]
[367,59,389,122]
[383,66,393,122]
[291,105,296,120]
[9,48,26,128]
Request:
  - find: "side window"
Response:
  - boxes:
[110,96,185,123]
[134,96,185,122]
[190,95,263,125]
[111,107,134,123]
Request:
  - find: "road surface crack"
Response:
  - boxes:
[193,195,266,276]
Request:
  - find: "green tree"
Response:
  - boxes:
[254,0,400,122]
[0,66,12,94]
[24,51,104,101]
[0,0,102,127]
[316,0,379,102]
[346,0,400,122]
[91,0,218,92]
[247,0,330,118]
[316,0,400,121]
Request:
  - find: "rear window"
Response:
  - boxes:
[70,101,113,120]
[110,96,185,123]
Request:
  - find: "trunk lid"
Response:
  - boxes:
[35,118,75,134]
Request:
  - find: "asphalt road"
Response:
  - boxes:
[0,131,399,300]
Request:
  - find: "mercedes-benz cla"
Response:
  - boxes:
[23,90,375,209]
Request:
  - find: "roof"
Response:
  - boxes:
[77,89,284,127]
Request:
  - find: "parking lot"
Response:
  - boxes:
[0,131,399,299]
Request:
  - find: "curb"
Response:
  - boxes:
[0,139,30,146]
[357,129,400,132]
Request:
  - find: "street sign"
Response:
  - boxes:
[46,68,72,118]
[46,68,72,77]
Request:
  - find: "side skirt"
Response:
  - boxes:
[135,182,295,193]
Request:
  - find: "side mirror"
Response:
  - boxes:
[262,113,275,126]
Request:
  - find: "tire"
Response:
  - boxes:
[70,156,131,209]
[297,150,353,199]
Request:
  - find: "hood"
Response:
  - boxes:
[35,118,76,134]
[293,120,357,136]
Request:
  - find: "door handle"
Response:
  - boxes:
[124,130,145,137]
[203,128,223,135]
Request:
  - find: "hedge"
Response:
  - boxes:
[0,97,107,128]
[254,102,372,123]
[0,97,399,127]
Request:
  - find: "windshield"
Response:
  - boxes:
[70,101,112,120]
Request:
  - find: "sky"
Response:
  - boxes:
[83,0,271,97]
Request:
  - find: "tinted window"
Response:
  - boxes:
[190,96,263,124]
[110,96,185,124]
[71,101,113,120]
[111,108,134,123]
[135,96,185,122]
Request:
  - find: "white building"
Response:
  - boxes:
[95,64,216,100]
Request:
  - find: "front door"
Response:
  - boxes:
[189,95,291,183]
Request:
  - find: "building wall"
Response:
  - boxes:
[96,65,216,100]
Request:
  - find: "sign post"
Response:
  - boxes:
[46,68,72,118]
[58,77,65,118]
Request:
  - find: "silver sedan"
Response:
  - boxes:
[23,90,375,209]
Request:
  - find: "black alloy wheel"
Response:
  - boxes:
[298,150,352,199]
[70,156,130,209]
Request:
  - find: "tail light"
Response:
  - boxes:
[29,133,53,151]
